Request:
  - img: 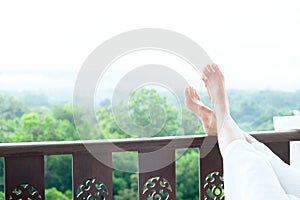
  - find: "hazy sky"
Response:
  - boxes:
[0,0,299,93]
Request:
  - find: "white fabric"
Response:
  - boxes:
[223,139,300,200]
[252,142,300,197]
[290,142,300,171]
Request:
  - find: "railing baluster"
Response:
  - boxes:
[5,155,44,200]
[73,151,112,200]
[200,137,224,200]
[138,149,176,199]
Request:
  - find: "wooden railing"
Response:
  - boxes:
[0,130,300,200]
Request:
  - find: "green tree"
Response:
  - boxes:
[97,106,127,139]
[45,187,70,200]
[52,104,75,126]
[180,108,204,135]
[45,155,72,192]
[176,150,199,200]
[114,174,138,200]
[21,93,50,108]
[127,88,180,137]
[97,89,193,139]
[112,152,138,196]
[0,95,27,120]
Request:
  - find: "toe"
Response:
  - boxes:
[185,87,192,99]
[191,87,200,100]
[195,90,200,101]
[184,87,189,97]
[208,64,215,73]
[202,64,211,76]
[192,88,197,99]
[212,64,219,72]
[212,64,223,75]
[201,73,207,82]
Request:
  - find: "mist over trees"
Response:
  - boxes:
[0,89,299,199]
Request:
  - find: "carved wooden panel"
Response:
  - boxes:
[9,183,42,200]
[138,149,175,200]
[76,178,109,199]
[200,138,224,200]
[5,155,44,200]
[73,151,112,200]
[203,171,224,200]
[142,176,173,199]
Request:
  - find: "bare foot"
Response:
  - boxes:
[184,86,217,135]
[202,64,230,132]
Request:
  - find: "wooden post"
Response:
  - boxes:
[5,155,44,200]
[200,137,224,200]
[138,149,176,199]
[73,151,112,200]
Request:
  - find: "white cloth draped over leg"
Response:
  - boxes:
[223,139,300,200]
[252,142,300,198]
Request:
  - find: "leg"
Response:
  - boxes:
[231,130,300,197]
[201,64,246,156]
[251,141,300,197]
[185,86,300,197]
[201,64,289,198]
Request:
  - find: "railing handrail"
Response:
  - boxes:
[0,129,299,157]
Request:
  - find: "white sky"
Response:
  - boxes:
[0,0,300,92]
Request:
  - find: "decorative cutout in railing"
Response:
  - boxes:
[9,183,42,200]
[142,176,174,200]
[203,171,224,200]
[76,178,109,200]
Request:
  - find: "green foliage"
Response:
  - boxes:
[3,107,79,143]
[64,190,72,199]
[52,104,75,126]
[176,149,199,200]
[114,188,137,200]
[97,88,201,139]
[97,106,127,139]
[45,187,70,200]
[45,155,72,192]
[112,152,138,196]
[228,90,299,131]
[0,95,27,120]
[21,93,50,108]
[114,174,138,200]
[180,108,204,135]
[128,88,181,137]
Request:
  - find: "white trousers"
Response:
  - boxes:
[223,140,300,200]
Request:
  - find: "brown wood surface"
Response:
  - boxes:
[266,142,290,164]
[0,130,299,157]
[5,155,44,200]
[73,151,112,200]
[138,149,176,199]
[200,142,223,200]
